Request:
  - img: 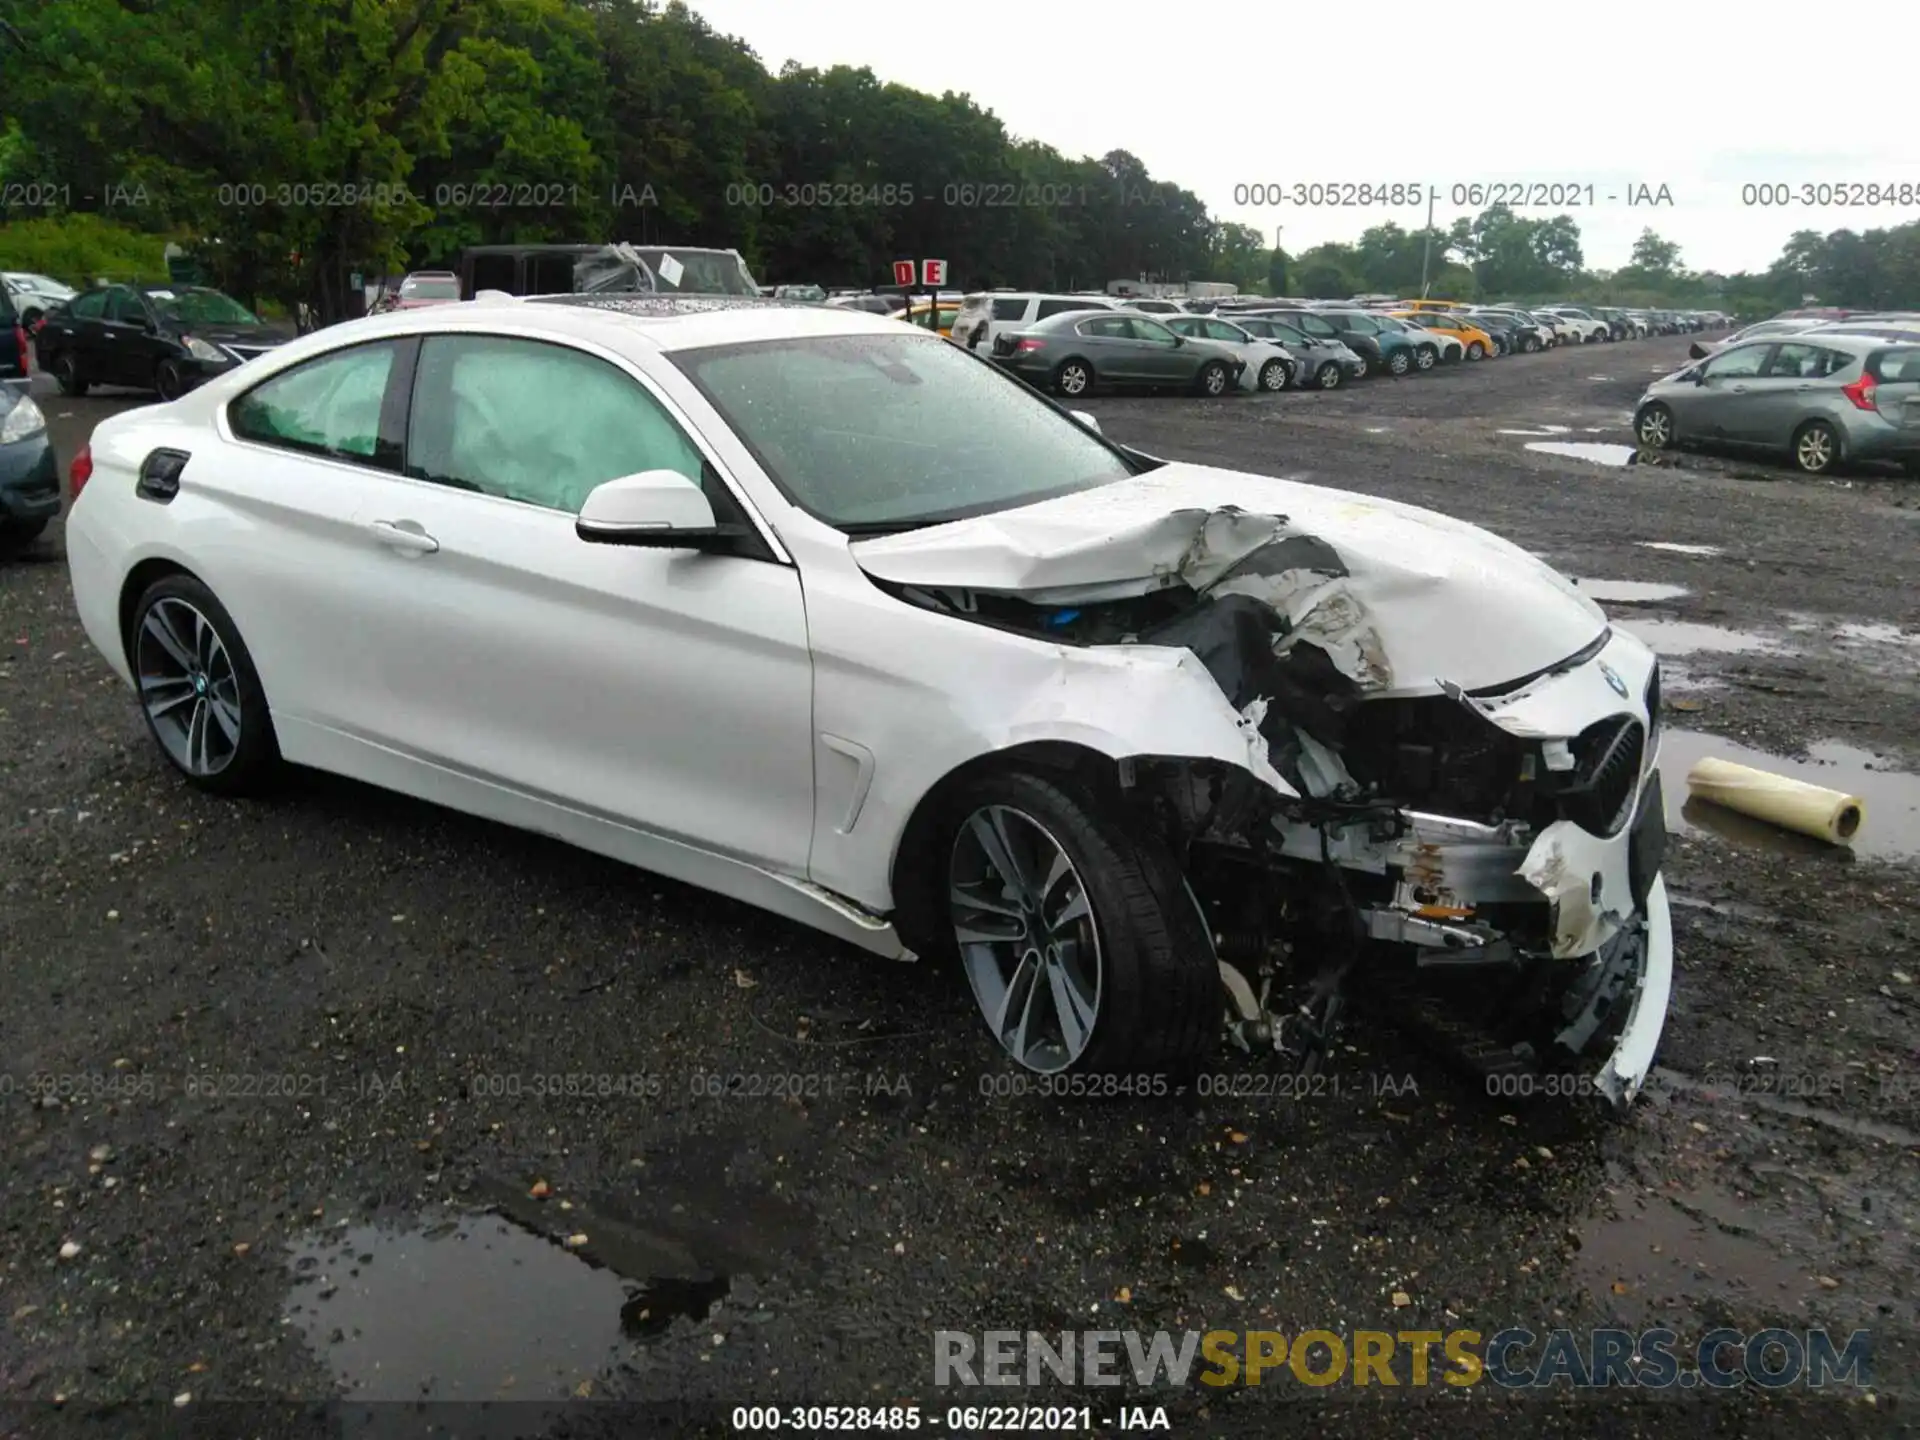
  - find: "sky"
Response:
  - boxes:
[686,0,1920,276]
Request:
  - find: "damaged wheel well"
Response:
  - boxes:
[889,742,1234,960]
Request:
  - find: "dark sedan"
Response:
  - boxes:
[990,309,1245,397]
[1463,311,1546,355]
[0,379,59,551]
[34,283,292,400]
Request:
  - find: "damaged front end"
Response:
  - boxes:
[856,475,1673,1108]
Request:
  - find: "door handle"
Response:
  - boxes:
[1729,384,1746,393]
[367,519,439,553]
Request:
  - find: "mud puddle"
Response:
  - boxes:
[1575,1181,1824,1327]
[1638,541,1723,557]
[284,1213,652,1401]
[1618,619,1793,656]
[1526,441,1639,467]
[1657,729,1920,860]
[1498,424,1572,435]
[284,1157,814,1400]
[1574,579,1691,603]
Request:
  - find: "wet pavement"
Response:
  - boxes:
[5,334,1915,1435]
[1525,440,1640,467]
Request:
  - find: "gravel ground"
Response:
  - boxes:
[2,338,1914,1437]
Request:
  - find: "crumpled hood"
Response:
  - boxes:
[851,463,1607,695]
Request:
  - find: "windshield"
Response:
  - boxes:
[401,275,460,299]
[672,333,1134,530]
[573,243,760,296]
[147,288,260,325]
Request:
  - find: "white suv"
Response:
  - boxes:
[950,292,1118,352]
[1538,307,1610,344]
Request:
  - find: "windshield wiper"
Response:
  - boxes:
[837,518,936,536]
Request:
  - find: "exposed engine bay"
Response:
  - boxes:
[857,481,1672,1108]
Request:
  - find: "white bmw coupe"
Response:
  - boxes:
[65,294,1672,1103]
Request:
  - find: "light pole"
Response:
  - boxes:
[1418,187,1435,298]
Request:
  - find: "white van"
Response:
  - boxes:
[950,291,1119,351]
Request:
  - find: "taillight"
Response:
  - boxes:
[1014,338,1046,353]
[69,444,93,500]
[1841,373,1878,411]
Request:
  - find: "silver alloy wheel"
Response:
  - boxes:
[1467,342,1484,360]
[1259,359,1286,390]
[1416,347,1435,370]
[136,597,242,776]
[1388,350,1409,375]
[1796,425,1835,472]
[1637,406,1672,448]
[1317,362,1341,389]
[1203,363,1228,395]
[1058,362,1089,396]
[950,804,1103,1074]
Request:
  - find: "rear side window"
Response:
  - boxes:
[1869,348,1920,381]
[990,298,1028,321]
[69,291,109,319]
[1036,298,1102,320]
[1204,320,1245,342]
[1292,314,1338,338]
[1078,315,1131,338]
[1766,343,1851,379]
[229,341,401,469]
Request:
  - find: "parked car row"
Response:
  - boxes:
[942,289,1730,398]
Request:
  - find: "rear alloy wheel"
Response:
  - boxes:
[1523,335,1541,353]
[1257,358,1288,392]
[1792,420,1839,475]
[1053,359,1092,397]
[1315,361,1344,390]
[1414,345,1436,371]
[155,359,187,402]
[1386,349,1411,377]
[1197,360,1231,396]
[1466,341,1486,361]
[946,771,1217,1077]
[53,352,89,396]
[129,576,280,794]
[1634,402,1674,450]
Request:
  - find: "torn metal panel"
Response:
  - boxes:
[1517,818,1636,958]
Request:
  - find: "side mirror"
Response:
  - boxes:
[1689,368,1708,384]
[1069,409,1100,433]
[1170,334,1186,346]
[1687,341,1709,359]
[575,469,738,550]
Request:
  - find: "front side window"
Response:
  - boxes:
[149,288,259,326]
[990,298,1028,321]
[69,291,108,320]
[405,335,702,514]
[1129,318,1179,344]
[1035,298,1103,320]
[1204,320,1247,342]
[229,341,400,467]
[1703,344,1770,379]
[1079,315,1132,339]
[107,289,149,325]
[1765,343,1847,378]
[1163,317,1204,337]
[673,332,1133,531]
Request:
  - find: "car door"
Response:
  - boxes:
[381,332,816,872]
[210,332,815,875]
[49,289,111,376]
[99,287,156,386]
[1075,314,1141,380]
[1691,341,1776,440]
[1744,341,1846,445]
[1126,315,1191,382]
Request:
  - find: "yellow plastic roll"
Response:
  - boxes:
[1685,756,1865,846]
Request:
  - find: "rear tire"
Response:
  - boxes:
[1792,420,1839,475]
[53,352,89,396]
[1315,361,1344,390]
[1523,335,1541,353]
[1257,358,1288,392]
[1386,349,1411,377]
[127,574,281,796]
[1466,341,1485,361]
[1053,359,1093,397]
[1414,345,1437,371]
[1196,360,1231,396]
[943,768,1219,1078]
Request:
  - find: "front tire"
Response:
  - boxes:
[127,575,280,795]
[1196,360,1231,396]
[1792,420,1839,475]
[1386,349,1411,377]
[1465,341,1485,361]
[155,359,187,402]
[1634,402,1674,450]
[1053,359,1093,397]
[945,770,1218,1077]
[1414,345,1437,371]
[1257,358,1288,392]
[1523,335,1541,354]
[1315,361,1344,390]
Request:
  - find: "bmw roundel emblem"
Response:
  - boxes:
[1600,662,1629,698]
